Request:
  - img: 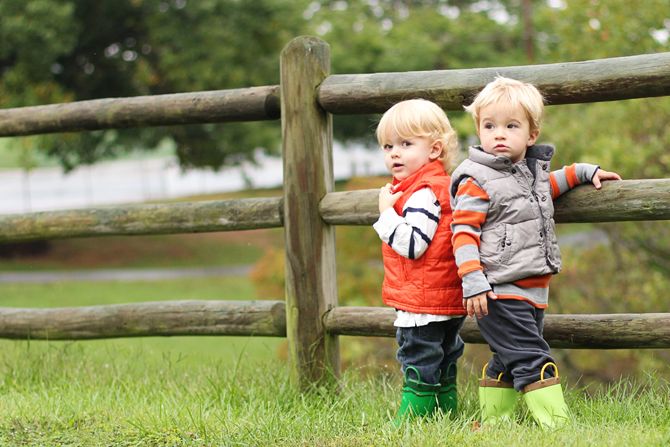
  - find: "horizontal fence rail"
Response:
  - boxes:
[0,300,286,339]
[321,179,670,225]
[2,179,668,242]
[0,197,283,242]
[324,307,670,349]
[0,86,280,137]
[1,53,669,136]
[2,300,668,349]
[319,52,670,114]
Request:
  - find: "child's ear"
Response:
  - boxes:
[429,140,444,160]
[527,129,540,146]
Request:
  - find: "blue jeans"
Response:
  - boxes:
[396,318,465,385]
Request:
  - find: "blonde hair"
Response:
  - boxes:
[376,99,458,170]
[464,76,544,135]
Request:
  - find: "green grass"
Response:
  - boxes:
[0,345,669,446]
[1,280,669,445]
[0,276,261,307]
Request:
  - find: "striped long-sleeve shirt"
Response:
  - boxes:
[374,187,440,260]
[374,187,454,326]
[451,162,599,308]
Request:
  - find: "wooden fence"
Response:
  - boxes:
[1,36,670,389]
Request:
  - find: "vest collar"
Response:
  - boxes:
[468,144,555,169]
[392,159,445,193]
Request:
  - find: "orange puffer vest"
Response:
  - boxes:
[381,160,465,315]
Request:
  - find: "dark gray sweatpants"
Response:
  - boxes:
[476,298,555,391]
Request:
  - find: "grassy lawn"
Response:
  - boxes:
[1,347,669,446]
[0,277,669,445]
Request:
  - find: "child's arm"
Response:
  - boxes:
[451,177,497,318]
[373,185,441,260]
[549,163,622,199]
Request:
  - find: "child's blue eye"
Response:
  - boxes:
[382,144,393,151]
[507,123,519,128]
[402,140,412,147]
[483,123,494,129]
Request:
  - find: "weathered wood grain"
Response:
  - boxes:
[0,300,286,339]
[3,52,668,136]
[0,86,281,136]
[3,300,667,349]
[3,179,668,243]
[281,36,340,388]
[319,52,670,114]
[0,197,283,242]
[324,307,670,349]
[320,179,670,225]
[552,178,670,222]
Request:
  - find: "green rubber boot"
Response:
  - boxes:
[479,363,518,425]
[522,362,569,429]
[436,363,458,417]
[394,366,439,427]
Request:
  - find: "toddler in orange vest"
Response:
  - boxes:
[373,99,466,425]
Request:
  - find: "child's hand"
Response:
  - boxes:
[463,290,496,319]
[591,168,622,189]
[378,183,403,213]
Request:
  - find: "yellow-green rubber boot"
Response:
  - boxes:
[394,366,439,427]
[437,363,458,417]
[522,362,569,429]
[479,379,517,425]
[478,363,517,425]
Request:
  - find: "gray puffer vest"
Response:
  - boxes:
[450,145,561,284]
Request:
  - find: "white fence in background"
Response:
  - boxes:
[0,143,385,215]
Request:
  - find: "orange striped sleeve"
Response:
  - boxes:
[453,231,480,250]
[456,178,490,200]
[549,172,561,199]
[565,163,579,188]
[457,259,483,277]
[452,209,487,227]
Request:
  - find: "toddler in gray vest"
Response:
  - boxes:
[449,76,621,428]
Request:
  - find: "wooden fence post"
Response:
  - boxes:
[280,36,340,389]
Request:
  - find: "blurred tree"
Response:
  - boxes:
[0,0,309,170]
[2,0,668,173]
[306,0,529,144]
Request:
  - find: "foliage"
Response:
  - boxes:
[3,0,669,175]
[308,0,529,145]
[0,0,309,171]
